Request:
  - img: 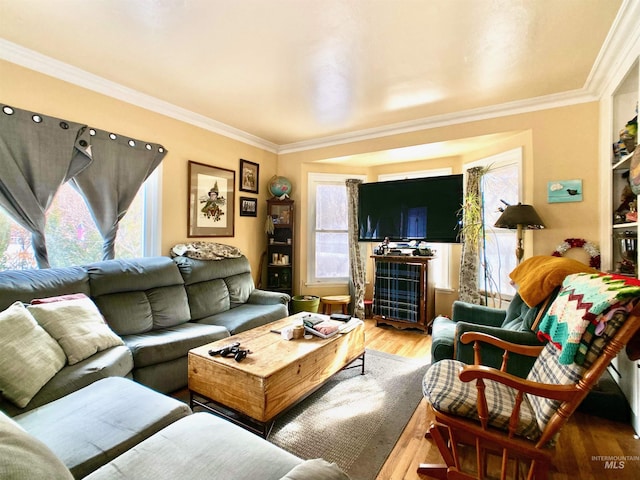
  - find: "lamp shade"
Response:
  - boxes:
[494,203,545,230]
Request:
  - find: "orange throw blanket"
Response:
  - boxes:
[509,255,598,307]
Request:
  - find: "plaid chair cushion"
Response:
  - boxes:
[423,359,541,440]
[526,342,584,432]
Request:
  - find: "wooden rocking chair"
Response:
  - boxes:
[418,302,640,480]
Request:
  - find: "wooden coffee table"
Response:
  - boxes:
[188,313,365,437]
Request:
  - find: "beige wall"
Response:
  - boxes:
[280,102,601,315]
[0,60,277,273]
[0,60,601,309]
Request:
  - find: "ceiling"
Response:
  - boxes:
[0,0,629,160]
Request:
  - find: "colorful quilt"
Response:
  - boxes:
[537,273,640,364]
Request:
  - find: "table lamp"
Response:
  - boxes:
[494,203,545,263]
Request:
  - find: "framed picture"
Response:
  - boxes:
[239,196,258,217]
[547,179,583,203]
[239,159,259,194]
[188,160,235,237]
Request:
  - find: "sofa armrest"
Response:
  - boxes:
[248,289,291,306]
[451,301,506,328]
[454,321,544,378]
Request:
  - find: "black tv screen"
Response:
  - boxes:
[358,174,463,243]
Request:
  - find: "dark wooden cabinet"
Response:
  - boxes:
[266,199,294,297]
[371,255,435,332]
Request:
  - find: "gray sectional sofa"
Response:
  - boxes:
[0,254,351,479]
[0,254,289,415]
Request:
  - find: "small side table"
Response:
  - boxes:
[320,295,350,315]
[364,299,373,318]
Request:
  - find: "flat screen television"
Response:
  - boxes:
[358,174,463,243]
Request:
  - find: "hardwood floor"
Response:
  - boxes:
[363,319,640,480]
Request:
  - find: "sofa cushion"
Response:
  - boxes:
[0,345,134,416]
[500,293,539,332]
[88,257,191,334]
[226,271,255,305]
[123,322,229,368]
[87,257,185,296]
[15,377,192,479]
[184,279,230,320]
[0,411,73,480]
[0,265,89,312]
[27,296,124,365]
[84,412,301,480]
[423,359,540,440]
[94,285,191,335]
[196,303,288,334]
[0,302,67,408]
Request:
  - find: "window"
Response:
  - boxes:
[378,168,453,289]
[0,167,161,269]
[307,173,366,284]
[467,149,522,298]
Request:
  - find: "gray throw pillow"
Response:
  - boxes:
[0,302,67,408]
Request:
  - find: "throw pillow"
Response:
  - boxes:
[0,411,74,480]
[509,255,598,307]
[28,297,124,365]
[31,292,88,304]
[0,302,66,408]
[280,459,350,480]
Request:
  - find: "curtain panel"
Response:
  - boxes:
[458,166,484,304]
[346,179,365,319]
[0,105,92,268]
[0,104,166,268]
[71,129,166,260]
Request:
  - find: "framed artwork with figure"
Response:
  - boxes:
[239,159,259,194]
[188,160,235,237]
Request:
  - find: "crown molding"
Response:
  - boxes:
[0,39,278,153]
[2,0,637,157]
[584,0,640,98]
[277,88,597,154]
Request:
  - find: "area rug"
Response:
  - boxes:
[268,349,430,480]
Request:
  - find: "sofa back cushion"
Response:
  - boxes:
[501,293,541,331]
[0,266,89,311]
[88,257,191,335]
[183,279,230,320]
[226,272,255,306]
[174,255,255,316]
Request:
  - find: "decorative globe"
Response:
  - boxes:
[268,176,293,197]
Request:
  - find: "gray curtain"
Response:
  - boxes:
[458,166,484,304]
[71,129,166,260]
[0,105,92,268]
[346,179,365,319]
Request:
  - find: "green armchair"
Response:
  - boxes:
[430,292,550,378]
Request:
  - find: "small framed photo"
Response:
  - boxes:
[239,196,258,217]
[239,159,259,194]
[188,161,235,237]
